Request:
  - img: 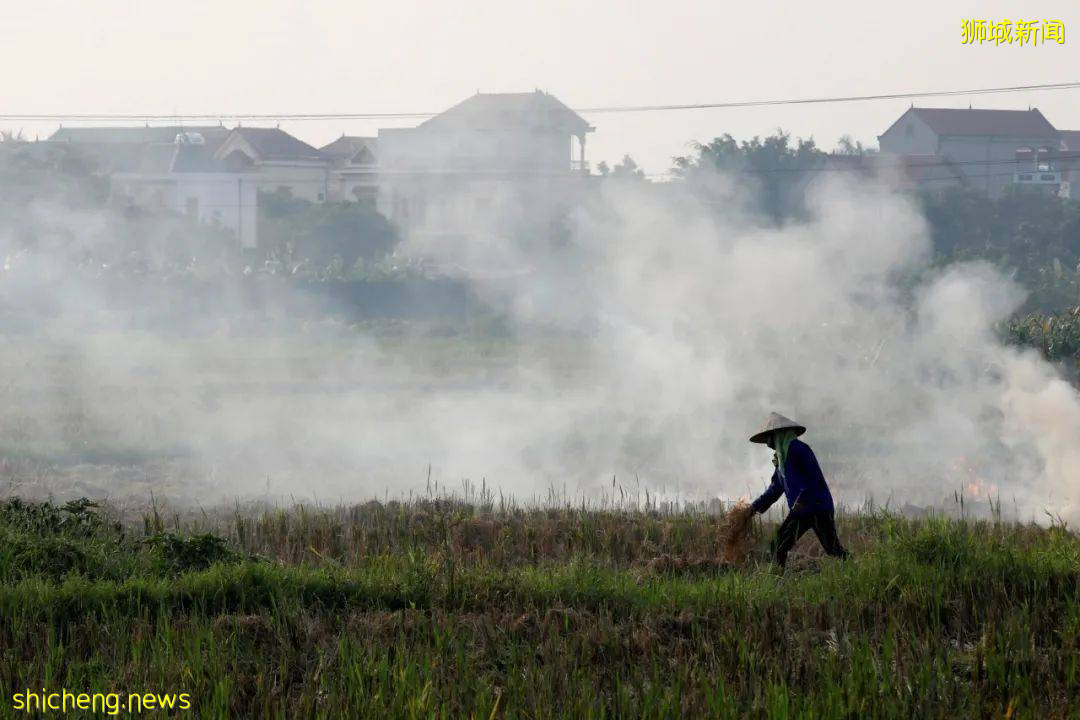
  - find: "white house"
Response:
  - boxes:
[48,126,258,248]
[374,91,594,265]
[110,134,258,248]
[319,135,379,206]
[213,127,330,202]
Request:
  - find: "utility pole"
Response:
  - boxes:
[237,177,243,248]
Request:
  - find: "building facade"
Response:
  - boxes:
[320,136,380,206]
[50,126,259,248]
[878,107,1063,197]
[213,127,329,202]
[373,91,594,270]
[110,137,258,249]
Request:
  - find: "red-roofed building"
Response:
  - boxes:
[878,107,1064,197]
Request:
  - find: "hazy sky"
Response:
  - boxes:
[2,0,1078,174]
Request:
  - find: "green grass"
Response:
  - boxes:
[0,497,1077,718]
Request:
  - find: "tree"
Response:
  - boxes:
[919,185,1080,311]
[835,135,867,156]
[258,195,400,270]
[299,204,399,267]
[610,154,646,180]
[672,130,825,222]
[597,155,646,180]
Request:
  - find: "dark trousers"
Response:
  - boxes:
[770,510,848,567]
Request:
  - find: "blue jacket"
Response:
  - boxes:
[750,438,834,516]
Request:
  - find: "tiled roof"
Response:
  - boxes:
[420,91,592,134]
[908,107,1059,139]
[320,135,378,159]
[49,126,230,147]
[231,127,323,161]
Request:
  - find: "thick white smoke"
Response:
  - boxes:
[1,174,1078,521]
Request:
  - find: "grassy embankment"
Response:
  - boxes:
[0,496,1077,719]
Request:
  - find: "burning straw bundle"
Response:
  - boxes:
[719,501,756,565]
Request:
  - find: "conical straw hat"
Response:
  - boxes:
[749,412,806,444]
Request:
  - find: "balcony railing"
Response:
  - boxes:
[570,160,590,173]
[1014,171,1061,185]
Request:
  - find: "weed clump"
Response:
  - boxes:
[145,532,240,575]
[0,497,130,582]
[0,497,120,538]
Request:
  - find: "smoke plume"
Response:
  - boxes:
[1,172,1078,522]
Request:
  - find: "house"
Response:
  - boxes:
[110,134,258,248]
[319,135,379,206]
[51,124,334,205]
[878,107,1062,197]
[212,127,329,202]
[47,125,232,174]
[375,91,594,252]
[48,126,258,248]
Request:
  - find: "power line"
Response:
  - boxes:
[3,81,1080,122]
[578,81,1080,115]
[113,155,1066,184]
[672,154,1076,176]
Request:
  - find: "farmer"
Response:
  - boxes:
[749,412,848,567]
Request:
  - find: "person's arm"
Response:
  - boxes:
[750,471,783,514]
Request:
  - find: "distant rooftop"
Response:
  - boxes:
[49,125,230,147]
[902,107,1059,139]
[419,91,593,134]
[110,142,250,175]
[227,127,324,161]
[319,135,378,162]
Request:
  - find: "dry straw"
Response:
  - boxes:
[719,501,756,565]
